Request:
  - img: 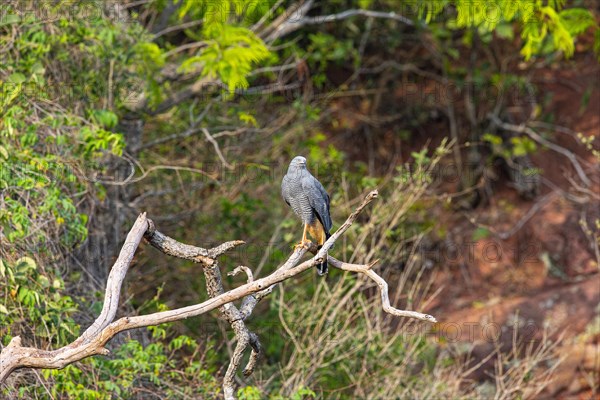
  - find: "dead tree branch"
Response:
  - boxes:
[0,190,436,398]
[145,219,254,399]
[264,1,414,42]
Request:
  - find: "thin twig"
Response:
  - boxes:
[229,266,254,283]
[202,128,234,171]
[269,8,414,41]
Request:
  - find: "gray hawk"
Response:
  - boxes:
[281,156,332,275]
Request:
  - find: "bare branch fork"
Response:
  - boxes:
[0,190,436,398]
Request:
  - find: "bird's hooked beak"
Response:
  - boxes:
[290,157,307,169]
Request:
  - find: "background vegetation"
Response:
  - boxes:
[1,0,598,398]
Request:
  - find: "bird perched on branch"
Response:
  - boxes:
[281,156,332,275]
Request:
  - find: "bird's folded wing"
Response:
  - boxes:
[302,175,332,232]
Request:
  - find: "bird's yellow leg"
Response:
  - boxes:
[294,223,310,250]
[302,223,308,244]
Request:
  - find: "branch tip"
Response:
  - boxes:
[97,348,110,356]
[228,266,254,283]
[7,336,21,348]
[208,240,246,258]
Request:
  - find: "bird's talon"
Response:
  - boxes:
[293,241,311,250]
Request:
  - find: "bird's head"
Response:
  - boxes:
[289,156,307,171]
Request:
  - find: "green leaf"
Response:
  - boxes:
[7,73,26,84]
[91,109,119,129]
[238,111,258,127]
[510,137,537,157]
[558,8,595,36]
[446,47,460,60]
[15,257,37,271]
[0,14,20,27]
[37,275,50,288]
[495,22,515,40]
[31,61,45,76]
[482,133,503,145]
[237,386,261,400]
[135,42,165,67]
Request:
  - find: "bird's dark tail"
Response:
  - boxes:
[316,231,331,276]
[316,260,328,276]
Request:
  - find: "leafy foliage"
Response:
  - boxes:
[0,257,79,348]
[40,333,222,400]
[391,0,598,60]
[179,24,270,92]
[175,0,272,92]
[0,1,138,249]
